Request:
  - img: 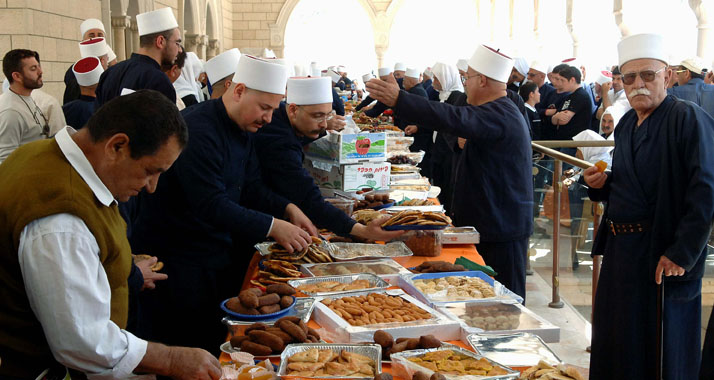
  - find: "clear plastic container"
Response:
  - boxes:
[393,230,443,257]
[325,197,355,216]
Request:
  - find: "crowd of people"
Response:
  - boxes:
[0,5,713,380]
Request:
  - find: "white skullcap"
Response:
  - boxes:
[618,33,668,67]
[394,62,406,71]
[73,57,104,87]
[137,7,178,36]
[468,45,514,83]
[456,59,469,72]
[405,68,420,79]
[80,19,105,37]
[513,57,529,76]
[79,38,108,58]
[233,54,289,95]
[287,77,333,105]
[362,73,375,82]
[271,58,295,77]
[561,57,583,75]
[529,60,548,75]
[107,47,116,62]
[681,57,705,75]
[205,48,240,85]
[327,69,341,83]
[378,67,392,77]
[337,65,346,72]
[594,70,613,85]
[423,69,433,78]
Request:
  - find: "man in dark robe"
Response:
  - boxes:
[63,19,107,105]
[254,77,404,242]
[367,45,533,300]
[95,8,180,107]
[62,57,101,129]
[128,56,316,355]
[583,33,714,380]
[400,68,432,177]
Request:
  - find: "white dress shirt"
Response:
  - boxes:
[17,127,147,379]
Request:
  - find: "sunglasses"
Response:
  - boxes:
[622,67,666,85]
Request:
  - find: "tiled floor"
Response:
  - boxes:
[528,216,714,358]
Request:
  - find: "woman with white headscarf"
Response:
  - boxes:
[429,62,466,214]
[173,52,205,107]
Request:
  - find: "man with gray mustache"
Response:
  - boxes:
[583,33,714,380]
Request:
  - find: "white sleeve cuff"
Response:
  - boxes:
[86,332,148,380]
[267,217,275,237]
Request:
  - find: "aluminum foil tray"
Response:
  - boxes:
[255,241,336,257]
[399,272,523,308]
[222,297,315,331]
[300,258,411,285]
[288,273,390,297]
[329,242,414,261]
[442,226,481,245]
[390,346,518,380]
[312,289,461,343]
[278,343,382,379]
[466,333,562,368]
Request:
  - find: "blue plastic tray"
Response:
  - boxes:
[220,296,296,320]
[383,224,447,231]
[370,201,394,210]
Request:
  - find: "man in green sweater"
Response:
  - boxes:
[0,90,221,379]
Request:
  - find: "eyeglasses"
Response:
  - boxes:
[460,73,479,84]
[301,107,334,123]
[622,67,666,85]
[16,92,49,137]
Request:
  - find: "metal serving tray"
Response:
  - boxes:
[329,242,414,261]
[288,273,389,297]
[255,241,335,257]
[222,297,315,331]
[466,332,562,368]
[300,258,411,285]
[399,272,523,308]
[278,343,382,379]
[390,346,518,380]
[312,289,461,343]
[442,226,481,245]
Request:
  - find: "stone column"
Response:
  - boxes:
[207,39,220,60]
[268,22,285,60]
[198,34,209,60]
[690,0,714,61]
[613,0,630,38]
[129,18,140,55]
[111,15,131,61]
[566,0,579,57]
[184,33,200,54]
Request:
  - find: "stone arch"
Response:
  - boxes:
[271,0,384,58]
[205,0,222,58]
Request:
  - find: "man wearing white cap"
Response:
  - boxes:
[400,68,432,176]
[204,48,241,99]
[62,38,109,107]
[507,57,529,92]
[128,55,316,354]
[668,57,714,117]
[595,65,630,121]
[422,68,437,100]
[583,33,714,380]
[326,68,346,116]
[254,77,405,241]
[393,62,407,79]
[96,7,181,107]
[367,45,533,300]
[336,65,353,90]
[356,67,392,111]
[527,60,556,117]
[62,57,102,130]
[62,19,108,104]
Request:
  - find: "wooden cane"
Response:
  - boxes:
[656,281,664,380]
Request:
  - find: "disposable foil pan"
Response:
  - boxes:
[222,297,315,332]
[255,241,336,257]
[288,273,390,297]
[329,242,414,261]
[390,346,518,380]
[278,343,382,379]
[466,332,562,368]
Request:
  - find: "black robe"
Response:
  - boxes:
[397,83,432,177]
[62,64,80,105]
[254,103,357,235]
[95,53,176,107]
[588,96,714,380]
[61,95,95,129]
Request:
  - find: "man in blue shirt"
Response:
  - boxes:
[95,8,180,107]
[668,57,714,117]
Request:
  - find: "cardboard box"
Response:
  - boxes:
[305,158,390,192]
[305,132,386,164]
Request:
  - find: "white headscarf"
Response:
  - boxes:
[572,129,613,167]
[599,104,627,136]
[174,52,205,102]
[431,62,463,103]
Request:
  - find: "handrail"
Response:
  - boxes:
[532,143,594,170]
[533,140,615,148]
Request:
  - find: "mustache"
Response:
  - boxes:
[628,88,651,97]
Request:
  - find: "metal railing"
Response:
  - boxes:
[531,140,614,309]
